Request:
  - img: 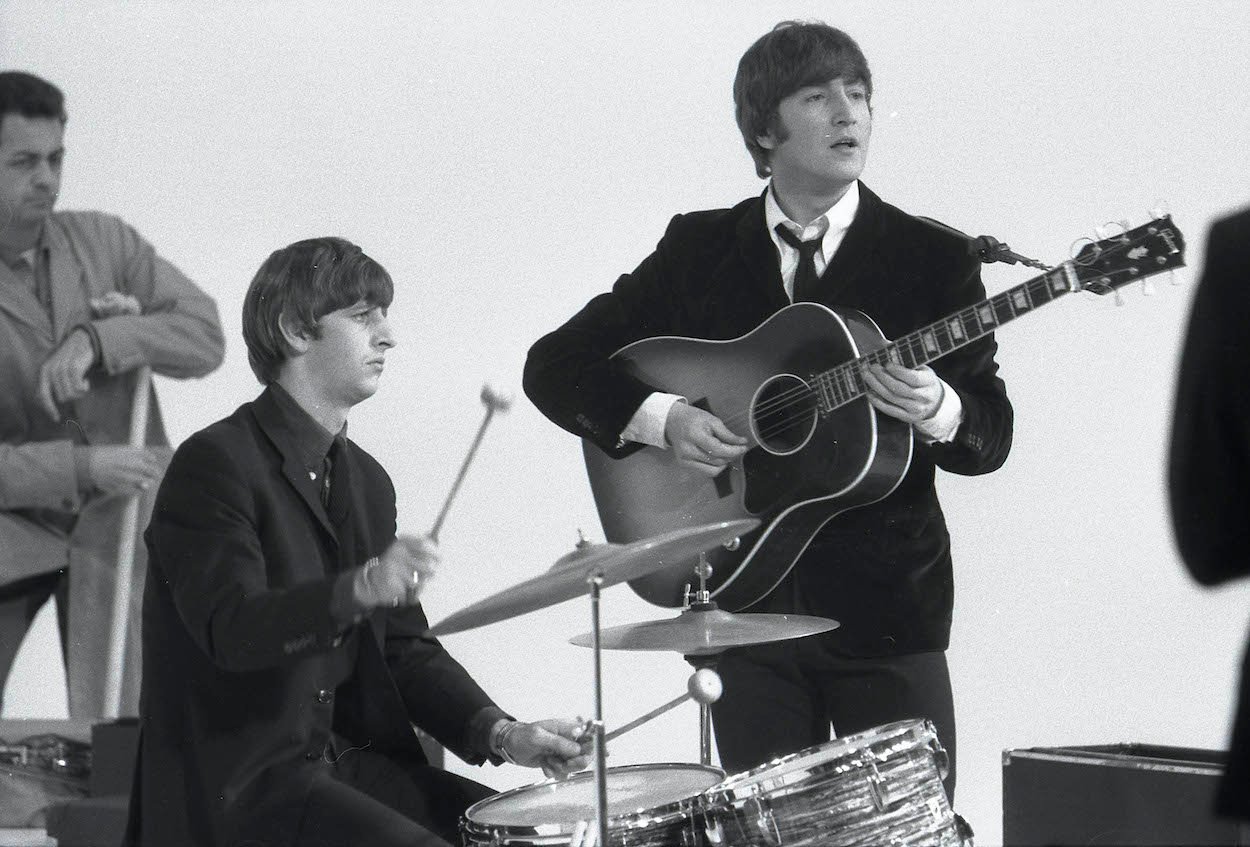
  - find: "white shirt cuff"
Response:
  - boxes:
[913,378,963,444]
[620,393,686,449]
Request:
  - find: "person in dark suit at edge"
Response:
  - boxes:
[126,237,590,847]
[523,21,1013,802]
[1169,206,1250,821]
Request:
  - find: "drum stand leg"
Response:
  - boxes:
[589,574,610,847]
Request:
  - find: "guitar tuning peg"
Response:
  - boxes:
[1169,268,1185,286]
[1095,221,1127,242]
[1149,200,1171,220]
[1113,287,1125,307]
[1141,278,1156,297]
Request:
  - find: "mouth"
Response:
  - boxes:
[829,137,859,150]
[367,359,385,370]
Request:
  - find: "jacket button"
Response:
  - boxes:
[316,689,332,704]
[304,750,319,761]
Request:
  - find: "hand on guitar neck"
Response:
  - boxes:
[861,362,946,426]
[663,401,749,477]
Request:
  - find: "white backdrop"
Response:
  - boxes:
[3,1,1249,842]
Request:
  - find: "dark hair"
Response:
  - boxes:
[242,237,394,385]
[733,21,873,178]
[0,71,67,134]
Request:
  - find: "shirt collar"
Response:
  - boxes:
[765,180,861,265]
[267,382,344,469]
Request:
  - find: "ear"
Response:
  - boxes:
[756,129,779,152]
[278,312,312,354]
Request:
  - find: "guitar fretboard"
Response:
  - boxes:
[812,262,1080,413]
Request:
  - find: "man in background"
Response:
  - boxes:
[0,70,224,716]
[1169,206,1250,821]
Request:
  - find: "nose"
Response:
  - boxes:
[374,314,396,349]
[31,157,58,189]
[829,87,856,126]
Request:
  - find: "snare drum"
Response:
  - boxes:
[700,719,961,846]
[461,763,723,847]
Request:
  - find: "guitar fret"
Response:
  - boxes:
[963,309,982,339]
[903,335,924,368]
[818,372,835,410]
[921,328,941,356]
[992,292,1015,323]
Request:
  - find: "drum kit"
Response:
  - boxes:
[428,521,969,846]
[427,388,969,845]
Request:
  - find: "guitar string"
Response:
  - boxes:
[744,237,1165,442]
[724,271,1061,439]
[708,230,1167,443]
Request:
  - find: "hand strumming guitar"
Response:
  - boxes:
[663,401,749,477]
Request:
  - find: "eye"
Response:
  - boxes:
[806,91,826,103]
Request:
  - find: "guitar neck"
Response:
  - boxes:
[814,262,1081,412]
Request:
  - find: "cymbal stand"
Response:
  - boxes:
[683,555,723,767]
[588,573,610,847]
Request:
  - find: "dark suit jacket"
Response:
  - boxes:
[1169,207,1250,818]
[525,184,1012,655]
[127,388,499,846]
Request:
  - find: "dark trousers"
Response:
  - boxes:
[238,746,495,847]
[0,570,68,711]
[710,637,957,803]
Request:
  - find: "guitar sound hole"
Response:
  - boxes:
[751,374,818,456]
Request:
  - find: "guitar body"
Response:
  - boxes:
[584,303,914,611]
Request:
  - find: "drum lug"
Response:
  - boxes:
[866,760,889,813]
[745,796,782,846]
[929,738,950,780]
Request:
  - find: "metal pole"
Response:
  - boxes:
[590,574,609,847]
[103,365,152,719]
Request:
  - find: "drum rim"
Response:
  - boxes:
[704,718,937,800]
[462,762,725,837]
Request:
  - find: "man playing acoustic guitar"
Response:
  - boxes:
[523,21,1013,801]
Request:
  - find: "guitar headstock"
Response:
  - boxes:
[1071,215,1186,295]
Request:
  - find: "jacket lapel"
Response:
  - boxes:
[43,219,89,342]
[734,190,791,314]
[815,182,886,304]
[0,256,54,340]
[251,389,338,543]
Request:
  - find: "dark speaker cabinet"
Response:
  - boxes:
[1003,743,1247,846]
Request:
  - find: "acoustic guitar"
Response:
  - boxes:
[583,216,1186,610]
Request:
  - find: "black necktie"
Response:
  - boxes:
[323,437,351,526]
[775,223,825,302]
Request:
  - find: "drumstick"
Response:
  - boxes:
[579,668,723,744]
[428,384,512,542]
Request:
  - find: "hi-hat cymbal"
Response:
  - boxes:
[427,518,759,637]
[569,606,839,656]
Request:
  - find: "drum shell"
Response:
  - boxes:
[700,719,961,846]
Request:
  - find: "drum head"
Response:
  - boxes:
[465,763,723,832]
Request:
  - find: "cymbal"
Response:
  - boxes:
[427,518,759,637]
[569,607,839,656]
